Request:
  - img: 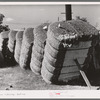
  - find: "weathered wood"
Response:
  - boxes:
[74,59,91,89]
[63,57,85,66]
[67,41,91,50]
[59,71,80,81]
[59,41,91,82]
[60,66,79,74]
[64,49,89,59]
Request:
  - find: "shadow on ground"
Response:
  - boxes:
[0,65,99,90]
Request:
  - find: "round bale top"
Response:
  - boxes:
[48,20,99,42]
[16,31,24,42]
[8,30,18,41]
[34,23,49,43]
[23,28,34,44]
[68,19,98,36]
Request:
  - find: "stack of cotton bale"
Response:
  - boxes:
[14,30,24,63]
[5,30,18,65]
[19,28,34,70]
[30,23,49,75]
[41,20,99,84]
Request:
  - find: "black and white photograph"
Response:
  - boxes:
[0,1,100,98]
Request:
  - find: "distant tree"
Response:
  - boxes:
[0,13,10,33]
[76,16,88,22]
[95,22,99,28]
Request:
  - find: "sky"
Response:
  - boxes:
[72,5,100,29]
[1,5,65,29]
[0,5,100,29]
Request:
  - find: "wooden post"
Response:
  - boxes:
[65,4,72,21]
[74,59,92,89]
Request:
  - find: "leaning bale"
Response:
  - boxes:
[4,30,18,66]
[30,23,49,75]
[34,38,45,49]
[41,20,99,84]
[19,28,34,70]
[8,30,18,52]
[41,21,79,84]
[0,31,9,52]
[34,23,49,43]
[0,31,10,66]
[32,47,44,62]
[14,31,24,63]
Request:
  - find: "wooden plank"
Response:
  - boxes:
[58,71,80,80]
[60,66,79,74]
[67,41,91,50]
[74,59,92,89]
[58,41,91,82]
[63,57,86,66]
[64,49,89,59]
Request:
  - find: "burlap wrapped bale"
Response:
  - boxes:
[34,23,49,43]
[34,38,45,48]
[19,28,34,70]
[8,30,18,53]
[14,31,24,63]
[0,31,10,66]
[41,20,98,84]
[44,42,57,66]
[30,23,49,75]
[3,30,18,66]
[33,43,44,54]
[41,21,78,84]
[0,31,9,52]
[68,19,98,36]
[32,47,44,62]
[41,62,54,84]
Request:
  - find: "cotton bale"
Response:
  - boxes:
[41,20,98,84]
[14,30,24,63]
[19,28,34,70]
[30,23,49,75]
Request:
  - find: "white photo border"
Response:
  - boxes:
[0,1,100,99]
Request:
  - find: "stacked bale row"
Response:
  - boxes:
[19,28,34,70]
[41,20,99,84]
[0,20,99,85]
[30,23,49,75]
[14,30,24,63]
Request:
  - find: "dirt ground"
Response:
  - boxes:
[0,64,99,90]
